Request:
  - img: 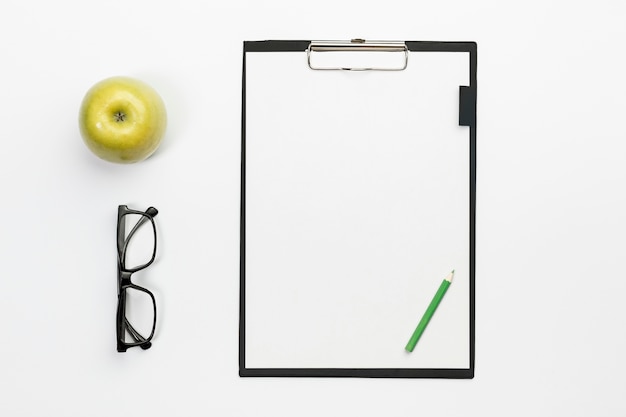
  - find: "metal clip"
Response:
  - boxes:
[307,39,408,71]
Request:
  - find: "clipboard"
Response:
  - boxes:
[240,39,476,378]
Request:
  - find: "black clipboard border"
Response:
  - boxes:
[240,40,477,378]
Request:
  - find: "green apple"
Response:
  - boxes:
[79,76,167,163]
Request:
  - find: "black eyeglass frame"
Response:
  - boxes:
[116,205,158,352]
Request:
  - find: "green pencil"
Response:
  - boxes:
[405,270,454,352]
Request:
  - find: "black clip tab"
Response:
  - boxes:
[459,86,476,127]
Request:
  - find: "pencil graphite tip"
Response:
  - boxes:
[446,270,455,283]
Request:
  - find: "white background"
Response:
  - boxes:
[0,0,625,416]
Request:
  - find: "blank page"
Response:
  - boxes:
[244,46,470,371]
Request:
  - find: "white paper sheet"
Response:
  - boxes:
[245,50,470,369]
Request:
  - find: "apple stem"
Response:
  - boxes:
[114,111,127,122]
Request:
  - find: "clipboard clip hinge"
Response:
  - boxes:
[307,39,408,71]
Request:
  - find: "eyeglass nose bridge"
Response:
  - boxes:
[119,270,134,286]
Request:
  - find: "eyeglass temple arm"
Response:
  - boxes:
[127,207,158,241]
[124,318,152,349]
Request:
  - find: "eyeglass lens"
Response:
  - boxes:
[121,213,156,270]
[121,287,155,345]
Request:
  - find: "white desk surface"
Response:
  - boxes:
[1,1,625,416]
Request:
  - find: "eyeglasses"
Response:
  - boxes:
[116,205,159,352]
